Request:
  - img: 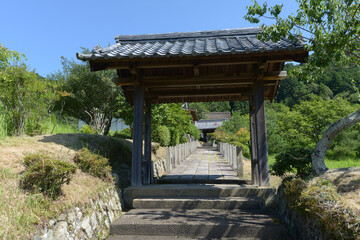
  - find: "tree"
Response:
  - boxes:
[152,103,195,145]
[276,63,360,106]
[245,0,360,174]
[0,65,59,136]
[212,111,251,157]
[52,55,122,135]
[0,46,58,136]
[0,44,23,70]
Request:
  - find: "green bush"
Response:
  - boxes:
[152,125,170,146]
[80,125,97,134]
[113,128,131,139]
[230,141,250,158]
[169,129,180,146]
[21,153,76,198]
[74,148,112,180]
[25,120,45,136]
[271,146,313,179]
[188,124,201,140]
[180,135,188,143]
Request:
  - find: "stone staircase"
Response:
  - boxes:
[107,184,289,239]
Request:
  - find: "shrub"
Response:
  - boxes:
[74,148,112,180]
[80,124,97,134]
[271,146,313,179]
[169,129,180,146]
[25,120,46,136]
[152,125,170,146]
[113,128,131,139]
[180,135,188,143]
[21,153,76,198]
[188,124,201,140]
[230,141,250,158]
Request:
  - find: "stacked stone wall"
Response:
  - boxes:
[33,187,122,240]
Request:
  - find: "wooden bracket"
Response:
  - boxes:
[129,64,142,80]
[193,64,199,77]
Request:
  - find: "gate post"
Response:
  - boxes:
[131,84,144,187]
[253,63,270,186]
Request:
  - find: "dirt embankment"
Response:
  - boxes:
[312,167,360,214]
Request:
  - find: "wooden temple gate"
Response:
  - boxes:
[77,28,308,187]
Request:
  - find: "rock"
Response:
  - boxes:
[58,213,67,221]
[32,187,123,240]
[80,216,93,238]
[96,211,103,223]
[67,210,76,224]
[33,233,40,240]
[108,199,114,210]
[49,219,56,228]
[104,219,110,229]
[76,211,83,220]
[91,212,98,229]
[76,229,86,240]
[98,199,104,211]
[53,221,68,240]
[109,210,115,223]
[41,229,53,240]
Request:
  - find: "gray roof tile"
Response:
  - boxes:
[77,27,304,61]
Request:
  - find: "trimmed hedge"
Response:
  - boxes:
[21,153,76,198]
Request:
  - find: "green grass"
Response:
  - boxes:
[0,184,57,239]
[269,153,359,170]
[49,123,79,134]
[325,157,360,169]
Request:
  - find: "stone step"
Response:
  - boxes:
[124,184,275,209]
[133,196,264,210]
[157,178,249,185]
[110,209,289,239]
[108,235,263,240]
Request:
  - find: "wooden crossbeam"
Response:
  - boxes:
[112,71,286,86]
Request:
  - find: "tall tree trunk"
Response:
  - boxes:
[103,114,112,136]
[312,108,360,175]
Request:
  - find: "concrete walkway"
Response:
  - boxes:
[161,146,240,182]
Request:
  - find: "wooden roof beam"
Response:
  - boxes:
[104,54,303,70]
[112,71,286,86]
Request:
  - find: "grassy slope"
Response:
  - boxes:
[0,133,133,239]
[268,154,360,215]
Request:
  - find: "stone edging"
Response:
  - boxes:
[33,187,123,240]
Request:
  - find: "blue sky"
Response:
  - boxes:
[1,0,298,77]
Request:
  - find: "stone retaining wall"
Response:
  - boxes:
[33,187,123,240]
[153,157,167,178]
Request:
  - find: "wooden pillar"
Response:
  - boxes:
[249,96,259,185]
[131,84,144,187]
[254,70,270,186]
[144,98,153,184]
